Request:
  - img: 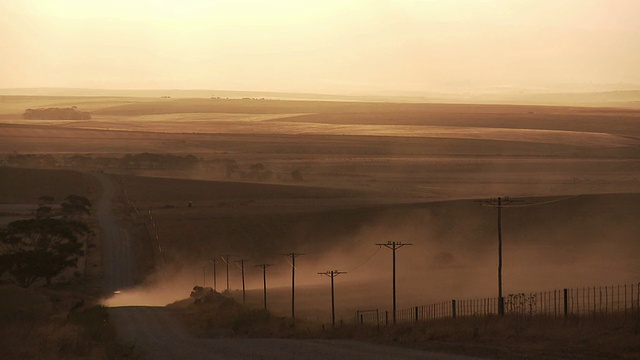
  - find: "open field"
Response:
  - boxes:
[113,173,640,321]
[1,96,639,357]
[1,96,639,203]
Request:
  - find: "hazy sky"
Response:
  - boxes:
[1,0,639,94]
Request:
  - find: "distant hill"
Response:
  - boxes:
[1,87,640,108]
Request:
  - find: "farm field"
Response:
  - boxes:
[1,95,639,324]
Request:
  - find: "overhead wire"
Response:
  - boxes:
[502,194,581,208]
[348,246,382,273]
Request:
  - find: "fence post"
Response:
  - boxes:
[563,288,569,317]
[385,311,388,325]
[452,300,457,319]
[360,314,364,324]
[415,306,419,322]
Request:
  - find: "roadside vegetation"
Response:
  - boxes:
[171,286,301,338]
[172,288,640,359]
[0,190,134,359]
[0,285,135,359]
[0,195,92,287]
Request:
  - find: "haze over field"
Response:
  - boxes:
[1,2,640,358]
[1,0,640,99]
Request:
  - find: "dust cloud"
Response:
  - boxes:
[103,193,639,324]
[101,268,201,307]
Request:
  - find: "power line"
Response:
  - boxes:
[477,196,522,316]
[208,258,217,291]
[498,194,579,208]
[235,259,249,304]
[318,270,346,328]
[284,252,305,320]
[348,246,382,273]
[220,254,231,293]
[375,241,412,324]
[255,264,272,310]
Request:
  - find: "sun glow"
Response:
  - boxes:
[1,0,639,93]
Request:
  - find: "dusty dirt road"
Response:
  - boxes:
[109,306,484,360]
[94,172,135,293]
[95,173,485,360]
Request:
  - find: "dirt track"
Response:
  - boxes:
[95,173,487,360]
[94,172,135,293]
[109,305,485,360]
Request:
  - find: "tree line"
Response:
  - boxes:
[23,107,91,120]
[2,153,305,182]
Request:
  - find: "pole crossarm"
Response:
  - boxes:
[376,241,413,250]
[318,270,347,277]
[477,196,525,208]
[234,259,249,268]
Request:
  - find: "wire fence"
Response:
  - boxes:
[356,282,640,325]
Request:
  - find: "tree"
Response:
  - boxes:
[0,218,91,287]
[38,195,55,205]
[61,195,91,217]
[291,169,304,182]
[35,206,53,219]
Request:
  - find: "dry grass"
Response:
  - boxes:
[0,167,99,203]
[171,290,640,359]
[333,314,640,359]
[170,291,302,339]
[1,96,639,358]
[0,285,134,359]
[2,95,639,131]
[115,170,640,326]
[0,168,129,359]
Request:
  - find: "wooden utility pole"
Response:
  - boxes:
[209,258,217,291]
[479,196,521,316]
[255,264,272,310]
[376,241,412,324]
[284,252,304,320]
[318,270,346,327]
[220,254,231,292]
[235,259,248,304]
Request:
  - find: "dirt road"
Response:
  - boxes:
[95,173,485,360]
[94,172,135,293]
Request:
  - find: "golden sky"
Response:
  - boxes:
[1,0,639,94]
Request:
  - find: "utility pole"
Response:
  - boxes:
[284,252,304,320]
[235,259,249,304]
[209,258,217,291]
[220,254,231,293]
[479,196,521,316]
[318,270,346,327]
[255,264,272,310]
[376,241,412,324]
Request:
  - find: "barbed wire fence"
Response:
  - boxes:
[356,282,640,325]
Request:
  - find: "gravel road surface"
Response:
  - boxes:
[96,173,486,360]
[94,172,135,293]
